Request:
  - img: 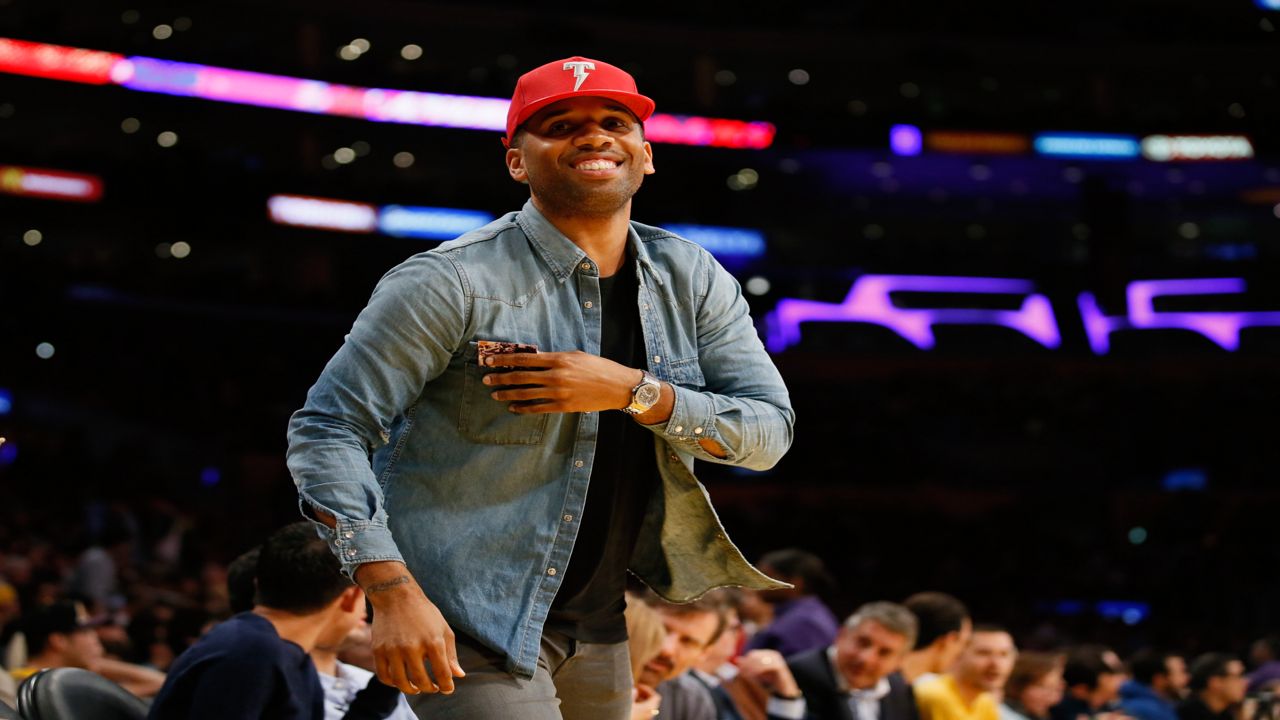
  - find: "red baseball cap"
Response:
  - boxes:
[504,56,655,146]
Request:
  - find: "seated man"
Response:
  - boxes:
[1177,654,1247,720]
[148,522,400,719]
[8,599,165,698]
[740,601,920,720]
[914,625,1017,720]
[639,593,727,720]
[1121,650,1188,720]
[1050,645,1127,720]
[900,593,972,686]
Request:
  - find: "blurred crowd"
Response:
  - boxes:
[1,516,1277,720]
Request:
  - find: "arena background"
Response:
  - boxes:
[2,0,1278,657]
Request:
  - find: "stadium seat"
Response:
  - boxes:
[17,668,145,720]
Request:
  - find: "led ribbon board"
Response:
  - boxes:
[769,276,1280,354]
[0,165,103,201]
[1033,133,1140,159]
[0,38,775,149]
[1078,279,1280,353]
[1140,135,1254,162]
[662,224,765,259]
[765,275,1062,352]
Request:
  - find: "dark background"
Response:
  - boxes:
[2,0,1278,656]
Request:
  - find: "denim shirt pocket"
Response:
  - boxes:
[458,341,550,445]
[656,356,705,388]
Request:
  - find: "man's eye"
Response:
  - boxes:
[547,122,572,133]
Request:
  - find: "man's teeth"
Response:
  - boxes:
[575,160,618,170]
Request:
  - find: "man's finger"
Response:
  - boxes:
[405,648,439,695]
[508,401,562,414]
[384,652,418,695]
[445,634,466,679]
[374,650,394,689]
[426,642,457,694]
[482,371,546,386]
[483,351,558,368]
[490,387,553,402]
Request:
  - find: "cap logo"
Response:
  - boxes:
[563,61,595,92]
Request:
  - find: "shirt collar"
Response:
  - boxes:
[826,645,891,698]
[515,199,656,284]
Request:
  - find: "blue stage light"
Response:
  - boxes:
[378,205,495,240]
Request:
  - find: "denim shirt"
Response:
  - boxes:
[286,200,795,679]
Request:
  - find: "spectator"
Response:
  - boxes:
[639,593,728,720]
[901,593,973,685]
[313,623,416,720]
[745,549,840,657]
[741,600,920,720]
[627,593,667,720]
[915,625,1017,720]
[147,522,400,719]
[1247,638,1280,694]
[1001,652,1065,720]
[1178,654,1247,720]
[692,599,773,720]
[1121,650,1190,720]
[6,598,165,698]
[1051,645,1127,720]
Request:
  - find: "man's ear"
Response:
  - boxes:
[337,585,363,613]
[505,147,529,184]
[642,141,655,175]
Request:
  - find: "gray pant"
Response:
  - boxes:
[408,628,632,720]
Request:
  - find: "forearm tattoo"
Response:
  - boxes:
[364,576,412,594]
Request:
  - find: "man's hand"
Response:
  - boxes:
[356,561,466,695]
[482,350,642,414]
[737,649,801,699]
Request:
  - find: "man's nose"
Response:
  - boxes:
[574,124,613,148]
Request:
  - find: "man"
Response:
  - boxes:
[287,54,795,719]
[744,549,840,657]
[1050,646,1127,720]
[915,626,1017,720]
[9,599,164,698]
[148,523,400,719]
[691,603,769,720]
[224,544,413,720]
[1121,650,1189,720]
[900,593,972,685]
[1246,637,1280,694]
[1177,655,1247,720]
[739,600,921,720]
[637,595,727,720]
[9,600,106,684]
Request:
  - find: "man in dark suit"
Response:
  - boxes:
[739,602,920,720]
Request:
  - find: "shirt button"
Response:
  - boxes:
[563,514,573,522]
[581,262,592,271]
[343,531,354,539]
[652,355,662,363]
[346,549,357,557]
[574,460,584,468]
[547,567,557,576]
[693,427,703,434]
[584,301,593,309]
[669,454,679,462]
[643,304,650,310]
[674,425,684,433]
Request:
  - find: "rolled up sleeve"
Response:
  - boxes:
[286,251,469,577]
[647,252,794,471]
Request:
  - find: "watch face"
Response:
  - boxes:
[635,382,661,406]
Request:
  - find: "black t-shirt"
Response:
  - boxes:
[545,256,659,642]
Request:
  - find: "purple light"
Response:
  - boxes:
[765,275,1061,352]
[1081,279,1280,353]
[890,124,923,156]
[102,53,772,147]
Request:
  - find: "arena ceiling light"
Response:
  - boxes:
[1140,135,1254,162]
[0,164,104,202]
[0,37,775,150]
